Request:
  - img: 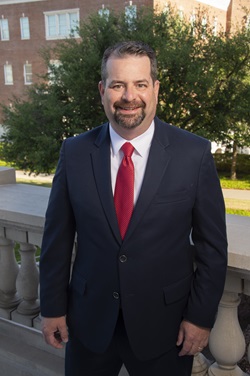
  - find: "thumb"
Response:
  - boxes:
[57,323,68,343]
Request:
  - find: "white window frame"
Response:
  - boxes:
[20,16,30,39]
[24,63,32,85]
[44,9,79,40]
[0,18,10,41]
[4,64,13,85]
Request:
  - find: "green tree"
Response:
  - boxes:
[1,6,249,176]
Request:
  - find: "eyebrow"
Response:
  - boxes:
[108,79,150,86]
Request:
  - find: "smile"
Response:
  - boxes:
[117,106,141,112]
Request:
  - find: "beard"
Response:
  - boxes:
[113,100,146,129]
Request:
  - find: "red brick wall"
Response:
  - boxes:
[0,0,248,122]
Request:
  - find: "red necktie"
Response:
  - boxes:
[114,142,135,239]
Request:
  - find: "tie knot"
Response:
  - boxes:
[121,142,134,158]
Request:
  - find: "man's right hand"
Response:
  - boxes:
[42,316,68,349]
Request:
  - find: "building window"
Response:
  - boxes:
[0,18,10,40]
[163,3,169,14]
[48,59,61,84]
[24,63,32,84]
[4,64,13,85]
[201,16,207,38]
[178,7,184,20]
[125,2,137,30]
[190,13,196,35]
[98,6,110,20]
[213,17,218,36]
[20,17,30,39]
[246,15,250,31]
[44,9,79,40]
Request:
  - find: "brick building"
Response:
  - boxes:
[0,0,249,123]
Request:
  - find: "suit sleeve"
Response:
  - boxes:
[184,142,228,328]
[39,140,76,317]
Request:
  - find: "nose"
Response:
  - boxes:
[121,85,137,102]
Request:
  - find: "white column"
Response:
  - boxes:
[208,292,248,376]
[0,237,20,309]
[16,242,40,315]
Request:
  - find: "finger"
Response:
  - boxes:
[57,325,69,343]
[176,328,184,346]
[44,331,64,349]
[178,340,193,356]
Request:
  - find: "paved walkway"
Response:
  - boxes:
[15,171,250,201]
[222,189,250,200]
[16,170,54,183]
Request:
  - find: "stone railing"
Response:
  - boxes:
[0,166,249,376]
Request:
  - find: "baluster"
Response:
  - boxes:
[248,344,250,368]
[16,242,40,315]
[192,352,211,375]
[0,237,20,314]
[208,292,248,376]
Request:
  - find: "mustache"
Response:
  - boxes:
[114,100,145,110]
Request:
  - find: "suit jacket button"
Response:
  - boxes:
[119,255,127,263]
[113,292,119,299]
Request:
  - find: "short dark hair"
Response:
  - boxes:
[101,41,158,85]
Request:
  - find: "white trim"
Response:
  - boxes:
[43,8,79,16]
[0,0,46,4]
[196,0,230,11]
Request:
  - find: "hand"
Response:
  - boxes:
[42,316,68,349]
[176,320,210,356]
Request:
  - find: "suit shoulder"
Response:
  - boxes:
[63,123,108,149]
[156,118,210,148]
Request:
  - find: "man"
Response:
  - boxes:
[40,41,227,376]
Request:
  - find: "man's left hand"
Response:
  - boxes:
[176,320,210,356]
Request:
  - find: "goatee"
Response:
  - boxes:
[114,101,146,129]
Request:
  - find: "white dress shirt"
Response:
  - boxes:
[109,121,155,205]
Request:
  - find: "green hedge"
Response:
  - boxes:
[213,153,250,174]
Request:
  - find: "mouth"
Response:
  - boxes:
[118,106,140,112]
[115,103,144,114]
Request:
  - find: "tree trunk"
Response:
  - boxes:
[230,140,237,180]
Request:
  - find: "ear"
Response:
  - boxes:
[154,80,160,104]
[98,81,105,103]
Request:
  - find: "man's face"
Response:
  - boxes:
[99,55,160,139]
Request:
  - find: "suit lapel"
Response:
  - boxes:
[91,123,121,243]
[124,119,171,241]
[91,119,171,243]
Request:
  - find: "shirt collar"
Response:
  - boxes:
[109,121,155,157]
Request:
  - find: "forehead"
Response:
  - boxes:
[105,55,152,81]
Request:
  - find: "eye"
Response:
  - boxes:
[111,84,124,90]
[136,83,148,89]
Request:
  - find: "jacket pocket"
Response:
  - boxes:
[163,273,193,305]
[154,190,189,204]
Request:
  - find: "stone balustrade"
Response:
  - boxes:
[0,166,249,376]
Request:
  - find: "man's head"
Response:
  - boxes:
[101,41,158,86]
[99,41,160,140]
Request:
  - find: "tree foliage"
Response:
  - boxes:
[1,6,249,175]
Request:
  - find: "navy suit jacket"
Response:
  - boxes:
[40,117,227,360]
